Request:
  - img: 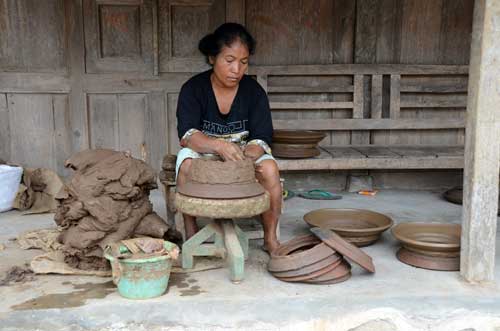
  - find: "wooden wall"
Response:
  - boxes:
[0,0,473,175]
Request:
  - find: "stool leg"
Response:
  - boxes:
[221,220,245,283]
[182,223,217,269]
[234,224,249,260]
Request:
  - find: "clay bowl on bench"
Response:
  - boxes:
[303,208,394,247]
[272,130,326,159]
[272,130,326,145]
[391,222,461,271]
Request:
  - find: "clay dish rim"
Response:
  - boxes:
[391,222,461,252]
[303,208,394,236]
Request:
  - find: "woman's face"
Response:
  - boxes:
[210,39,249,88]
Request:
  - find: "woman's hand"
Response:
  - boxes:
[215,140,245,161]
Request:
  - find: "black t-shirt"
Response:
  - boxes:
[176,70,273,146]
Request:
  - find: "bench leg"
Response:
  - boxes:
[182,223,219,269]
[221,220,245,283]
[234,224,249,260]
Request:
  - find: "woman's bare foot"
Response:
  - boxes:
[263,240,280,254]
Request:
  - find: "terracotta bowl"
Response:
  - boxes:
[391,222,461,254]
[303,208,394,247]
[272,130,326,145]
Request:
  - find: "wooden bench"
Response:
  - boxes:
[248,64,468,171]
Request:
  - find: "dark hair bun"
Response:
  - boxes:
[198,23,255,64]
[198,33,217,57]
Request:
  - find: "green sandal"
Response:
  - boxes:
[298,189,342,200]
[283,189,296,200]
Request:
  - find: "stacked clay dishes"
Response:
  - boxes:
[303,209,393,247]
[268,228,375,284]
[391,222,461,271]
[268,234,352,284]
[271,130,326,159]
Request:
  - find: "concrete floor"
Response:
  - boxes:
[1,189,500,331]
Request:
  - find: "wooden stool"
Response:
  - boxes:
[175,192,270,283]
[161,179,284,242]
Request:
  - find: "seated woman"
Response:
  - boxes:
[175,23,281,253]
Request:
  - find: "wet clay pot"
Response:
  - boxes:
[177,159,265,199]
[391,222,461,271]
[303,209,393,247]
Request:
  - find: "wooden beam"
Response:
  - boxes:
[270,102,353,109]
[351,74,369,144]
[66,0,88,152]
[273,118,466,130]
[276,156,464,171]
[248,64,469,76]
[461,0,500,283]
[0,73,70,93]
[401,100,467,108]
[371,75,383,118]
[267,85,354,93]
[389,74,401,118]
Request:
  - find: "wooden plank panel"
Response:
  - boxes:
[431,145,465,157]
[52,94,71,176]
[0,94,10,161]
[389,74,401,118]
[273,118,466,130]
[267,85,353,93]
[83,0,153,73]
[400,99,467,108]
[355,0,378,64]
[246,0,334,65]
[400,0,443,64]
[0,73,70,93]
[351,74,368,144]
[88,94,119,149]
[147,92,167,171]
[387,146,439,158]
[439,0,474,64]
[270,101,353,109]
[226,0,245,23]
[399,0,443,146]
[323,147,366,159]
[8,94,56,169]
[0,0,67,72]
[353,146,401,158]
[400,82,468,93]
[276,156,464,171]
[352,75,364,118]
[159,0,225,72]
[248,65,469,76]
[375,0,402,63]
[332,0,355,63]
[67,0,88,154]
[117,94,147,160]
[167,93,181,154]
[371,75,383,118]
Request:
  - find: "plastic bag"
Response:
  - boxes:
[0,165,23,212]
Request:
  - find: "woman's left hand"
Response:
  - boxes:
[243,144,264,162]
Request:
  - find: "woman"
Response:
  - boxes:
[175,23,281,253]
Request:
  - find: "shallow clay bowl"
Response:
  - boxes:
[303,209,393,246]
[391,222,461,254]
[272,130,326,145]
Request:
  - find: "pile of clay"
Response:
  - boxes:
[54,149,168,271]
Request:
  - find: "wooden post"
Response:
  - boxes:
[461,0,500,283]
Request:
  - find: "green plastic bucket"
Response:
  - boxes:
[104,241,178,299]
